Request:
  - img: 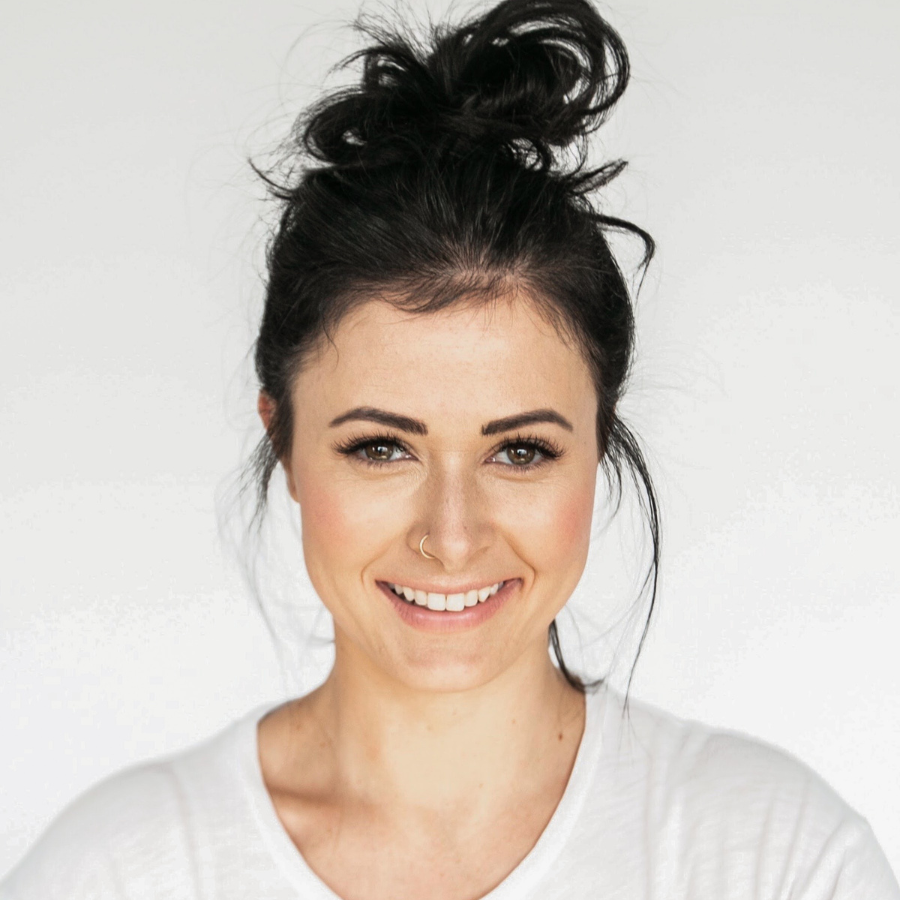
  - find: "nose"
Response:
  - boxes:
[410,458,492,570]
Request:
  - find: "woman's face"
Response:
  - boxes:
[277,293,600,693]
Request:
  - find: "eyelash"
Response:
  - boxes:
[332,431,564,471]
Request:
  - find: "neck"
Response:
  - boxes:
[300,636,585,813]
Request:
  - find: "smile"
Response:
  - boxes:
[385,581,506,612]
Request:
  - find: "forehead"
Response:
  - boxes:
[294,295,596,427]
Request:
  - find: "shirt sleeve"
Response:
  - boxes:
[0,764,198,900]
[1,837,124,900]
[660,724,900,900]
[792,814,900,900]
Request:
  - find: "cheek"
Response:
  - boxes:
[294,474,370,608]
[292,460,405,568]
[547,484,595,565]
[563,473,596,535]
[294,475,350,544]
[503,468,597,572]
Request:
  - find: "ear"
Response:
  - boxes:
[257,390,276,435]
[257,391,299,503]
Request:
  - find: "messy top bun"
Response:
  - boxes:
[304,0,629,174]
[251,0,658,692]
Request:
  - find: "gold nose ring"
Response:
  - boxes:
[419,534,436,560]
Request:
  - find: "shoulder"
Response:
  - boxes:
[591,689,900,897]
[600,691,836,794]
[0,708,265,900]
[1,760,191,900]
[611,693,840,803]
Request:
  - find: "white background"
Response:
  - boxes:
[1,0,898,880]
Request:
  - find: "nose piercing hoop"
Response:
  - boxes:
[419,534,436,560]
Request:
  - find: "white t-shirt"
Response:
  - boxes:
[2,686,897,899]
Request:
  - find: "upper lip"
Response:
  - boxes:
[378,578,513,594]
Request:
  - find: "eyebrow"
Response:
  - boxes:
[328,406,573,436]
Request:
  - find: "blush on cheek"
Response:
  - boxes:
[291,452,358,528]
[294,467,403,571]
[505,477,596,581]
[296,486,369,574]
[297,479,352,534]
[547,492,594,565]
[295,479,363,610]
[533,477,598,599]
[564,482,596,540]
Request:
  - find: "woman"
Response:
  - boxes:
[2,0,897,897]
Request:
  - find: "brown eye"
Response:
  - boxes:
[364,441,397,461]
[362,441,408,462]
[336,434,411,466]
[506,443,536,465]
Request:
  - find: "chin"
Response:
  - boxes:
[378,631,538,695]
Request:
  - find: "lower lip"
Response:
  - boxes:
[377,580,519,632]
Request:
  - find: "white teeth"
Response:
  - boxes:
[388,581,506,610]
